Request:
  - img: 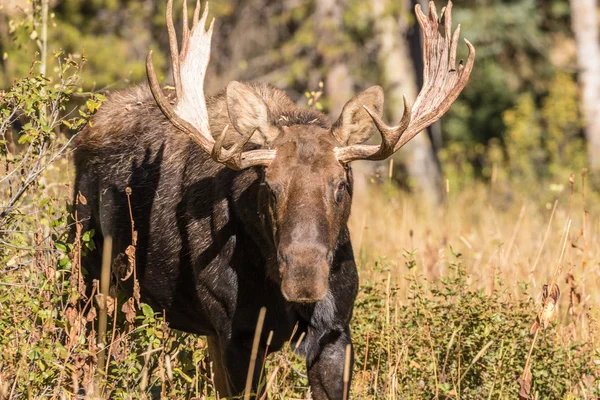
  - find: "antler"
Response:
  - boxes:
[146,0,276,170]
[335,0,475,163]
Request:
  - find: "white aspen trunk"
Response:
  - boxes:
[570,0,600,171]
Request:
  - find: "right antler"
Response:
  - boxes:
[146,0,276,170]
[335,0,475,163]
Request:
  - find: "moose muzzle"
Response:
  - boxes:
[278,243,330,303]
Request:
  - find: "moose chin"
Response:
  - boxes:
[71,0,474,398]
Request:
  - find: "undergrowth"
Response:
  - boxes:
[1,224,598,398]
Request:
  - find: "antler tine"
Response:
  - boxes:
[192,0,201,29]
[358,97,411,160]
[213,126,252,163]
[182,0,189,46]
[335,0,475,164]
[212,124,277,169]
[166,0,182,98]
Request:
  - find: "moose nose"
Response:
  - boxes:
[278,244,330,303]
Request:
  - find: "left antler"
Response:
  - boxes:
[335,0,475,162]
[146,0,276,170]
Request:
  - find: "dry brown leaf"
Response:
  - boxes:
[94,293,104,310]
[529,319,540,335]
[65,307,84,344]
[65,306,78,327]
[121,297,137,324]
[78,191,87,205]
[87,328,98,361]
[86,306,97,322]
[123,245,136,280]
[109,284,118,299]
[517,365,533,400]
[95,293,116,314]
[134,279,141,307]
[541,283,560,328]
[107,296,115,314]
[111,333,128,362]
[112,253,126,278]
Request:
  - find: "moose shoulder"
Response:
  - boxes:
[71,1,474,398]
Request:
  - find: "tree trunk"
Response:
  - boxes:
[372,0,443,203]
[315,0,354,118]
[570,0,600,172]
[315,0,375,194]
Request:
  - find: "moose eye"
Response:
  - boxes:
[335,181,346,203]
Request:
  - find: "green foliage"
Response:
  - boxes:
[0,50,104,223]
[1,0,169,90]
[504,92,545,181]
[443,0,580,187]
[542,72,586,177]
[351,256,597,399]
[501,72,584,186]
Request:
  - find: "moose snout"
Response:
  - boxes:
[278,244,331,303]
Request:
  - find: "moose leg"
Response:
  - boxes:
[207,334,267,399]
[222,336,267,399]
[306,328,353,400]
[207,336,235,397]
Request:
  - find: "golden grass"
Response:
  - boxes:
[349,172,599,338]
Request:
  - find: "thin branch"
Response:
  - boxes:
[0,134,77,220]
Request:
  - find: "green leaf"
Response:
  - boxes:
[141,303,154,318]
[55,242,67,252]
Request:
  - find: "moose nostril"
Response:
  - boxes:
[286,245,328,261]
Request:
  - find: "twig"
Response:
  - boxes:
[1,135,77,220]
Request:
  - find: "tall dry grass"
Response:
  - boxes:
[350,169,599,335]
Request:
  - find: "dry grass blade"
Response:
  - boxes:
[258,365,280,400]
[519,219,571,400]
[555,219,572,276]
[243,307,266,400]
[459,340,494,383]
[343,343,352,400]
[96,235,113,378]
[530,200,558,273]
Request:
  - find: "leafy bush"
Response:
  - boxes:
[351,253,597,399]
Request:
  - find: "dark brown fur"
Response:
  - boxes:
[72,82,381,399]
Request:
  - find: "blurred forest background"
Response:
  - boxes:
[2,0,600,398]
[1,0,596,199]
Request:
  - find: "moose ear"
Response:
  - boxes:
[226,81,277,146]
[331,86,384,146]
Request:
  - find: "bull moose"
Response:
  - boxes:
[72,0,474,398]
